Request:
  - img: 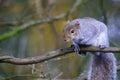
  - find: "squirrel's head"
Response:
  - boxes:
[63,20,82,42]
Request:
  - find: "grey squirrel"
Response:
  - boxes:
[63,17,116,80]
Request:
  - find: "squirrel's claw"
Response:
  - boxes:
[74,45,80,54]
[72,44,87,56]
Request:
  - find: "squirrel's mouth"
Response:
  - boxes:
[63,38,71,42]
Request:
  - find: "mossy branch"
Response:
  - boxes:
[0,0,80,42]
[0,18,63,42]
[0,27,22,41]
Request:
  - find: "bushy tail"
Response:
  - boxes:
[88,53,116,80]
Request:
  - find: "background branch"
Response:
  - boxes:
[0,0,80,42]
[0,17,65,42]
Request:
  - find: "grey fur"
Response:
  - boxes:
[64,17,117,80]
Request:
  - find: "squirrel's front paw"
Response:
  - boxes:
[70,45,80,53]
[74,45,80,54]
[71,44,87,56]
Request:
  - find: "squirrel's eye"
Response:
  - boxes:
[70,29,74,33]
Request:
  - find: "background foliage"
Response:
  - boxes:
[0,0,120,80]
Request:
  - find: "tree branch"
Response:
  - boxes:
[0,46,120,65]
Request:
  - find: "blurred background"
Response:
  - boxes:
[0,0,120,80]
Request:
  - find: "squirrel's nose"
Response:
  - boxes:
[63,35,66,41]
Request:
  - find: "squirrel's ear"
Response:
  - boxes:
[67,20,70,24]
[75,21,80,28]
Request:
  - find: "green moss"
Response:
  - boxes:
[0,27,22,42]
